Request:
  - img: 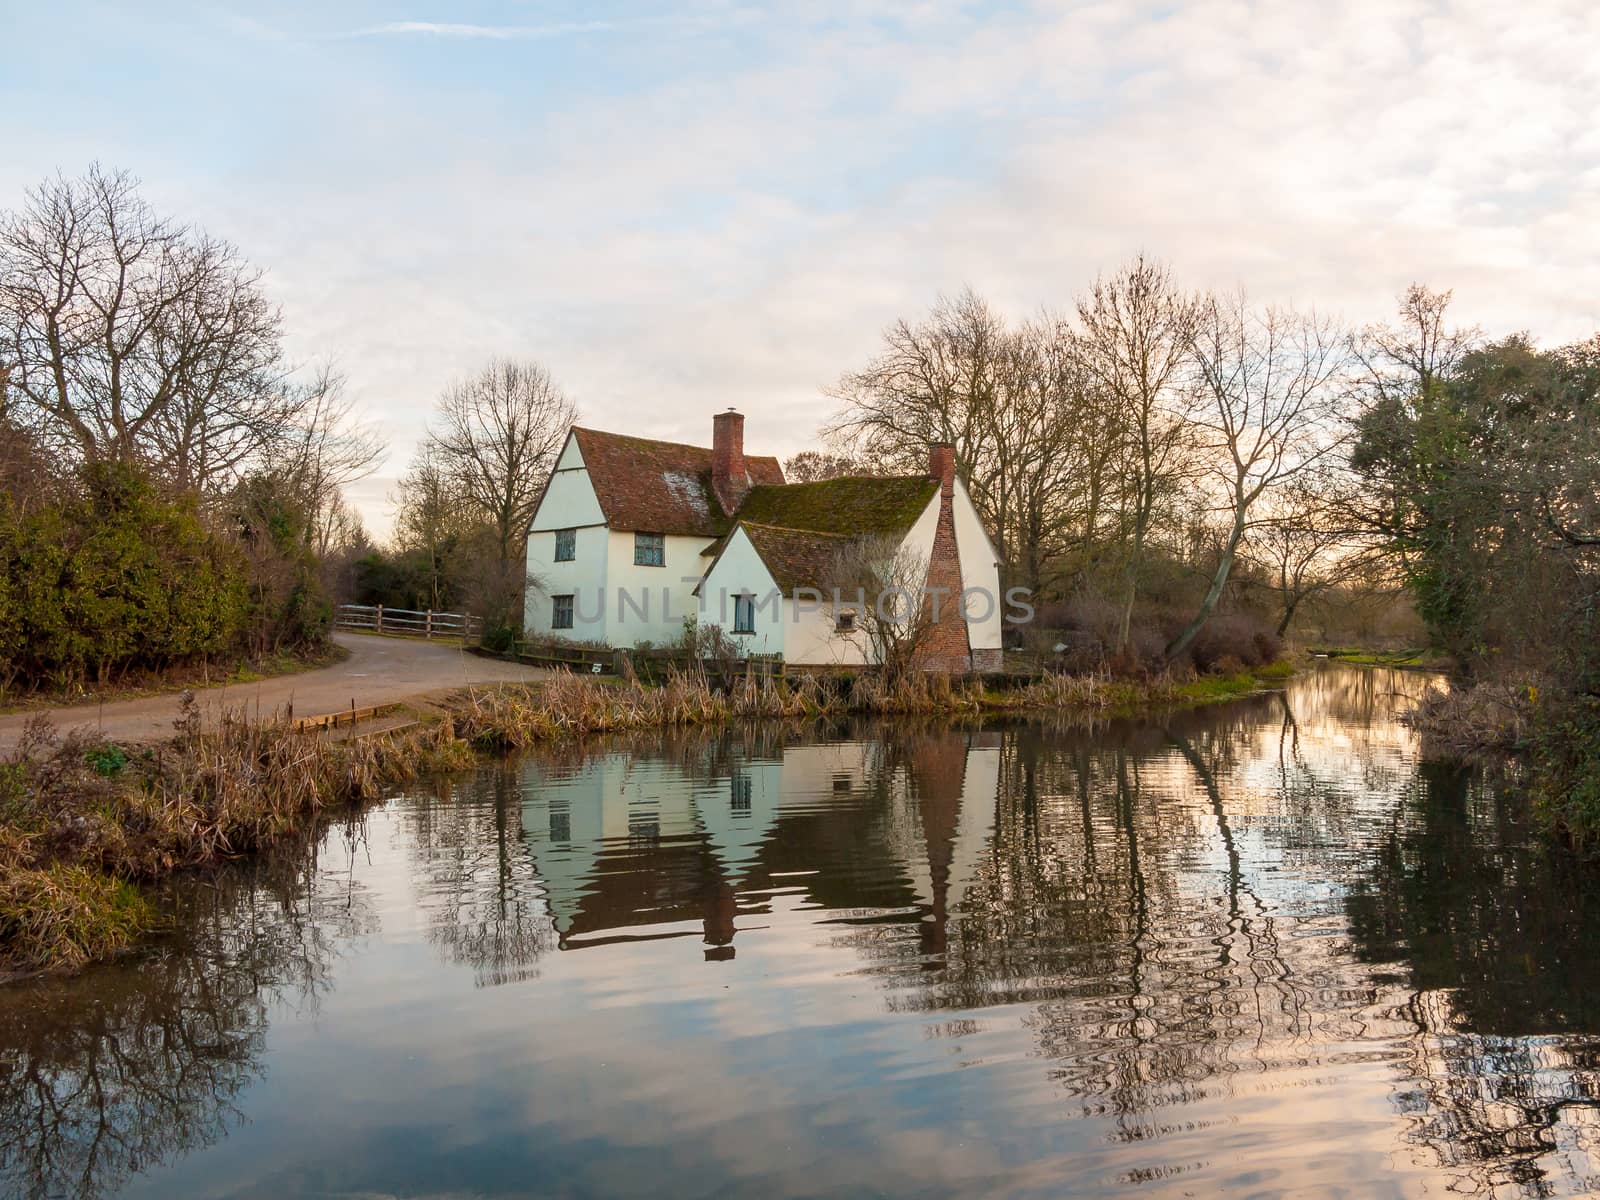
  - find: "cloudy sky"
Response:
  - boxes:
[5,1,1598,534]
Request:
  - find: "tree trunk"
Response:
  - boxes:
[1163,507,1247,664]
[1275,600,1298,639]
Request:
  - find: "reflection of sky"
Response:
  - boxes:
[95,666,1600,1199]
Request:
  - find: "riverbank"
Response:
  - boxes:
[1405,677,1600,848]
[0,663,1292,977]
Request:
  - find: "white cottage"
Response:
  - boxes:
[523,410,1004,671]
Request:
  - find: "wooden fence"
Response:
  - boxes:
[510,639,615,672]
[335,604,484,641]
[511,637,783,685]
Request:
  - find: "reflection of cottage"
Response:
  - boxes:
[516,734,1002,959]
[523,410,1003,671]
[518,754,782,942]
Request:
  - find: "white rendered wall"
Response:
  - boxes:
[780,597,871,666]
[525,524,611,642]
[952,478,1004,651]
[697,528,874,666]
[696,527,786,656]
[530,437,607,531]
[604,530,717,647]
[524,436,611,641]
[900,493,941,590]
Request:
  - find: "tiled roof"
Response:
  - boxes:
[572,427,784,537]
[738,522,855,593]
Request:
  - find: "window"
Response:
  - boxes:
[554,528,576,561]
[549,808,571,842]
[733,594,755,634]
[552,594,574,629]
[634,531,665,567]
[731,774,753,813]
[836,609,857,634]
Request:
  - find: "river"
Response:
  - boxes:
[4,663,1599,1199]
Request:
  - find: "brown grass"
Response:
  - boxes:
[1402,677,1538,755]
[0,696,479,973]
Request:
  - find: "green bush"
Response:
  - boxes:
[228,473,333,654]
[0,463,248,689]
[1530,696,1600,845]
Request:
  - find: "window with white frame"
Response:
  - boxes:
[733,594,755,634]
[836,609,857,634]
[554,528,576,561]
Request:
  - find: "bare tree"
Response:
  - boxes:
[1073,256,1204,649]
[275,365,385,556]
[825,287,1005,476]
[0,165,285,484]
[823,290,1091,593]
[425,358,577,630]
[826,533,934,684]
[1354,284,1479,405]
[422,360,579,640]
[782,449,868,483]
[391,443,479,611]
[1243,469,1377,638]
[1162,294,1348,662]
[997,313,1097,593]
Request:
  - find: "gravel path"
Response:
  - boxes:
[0,633,550,751]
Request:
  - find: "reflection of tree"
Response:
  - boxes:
[852,670,1600,1195]
[401,769,556,987]
[1344,762,1600,1195]
[0,843,368,1200]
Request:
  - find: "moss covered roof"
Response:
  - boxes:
[733,476,938,536]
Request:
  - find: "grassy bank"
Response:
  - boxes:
[1310,646,1449,671]
[1,663,1290,977]
[0,697,473,973]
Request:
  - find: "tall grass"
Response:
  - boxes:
[0,698,475,972]
[451,667,1016,748]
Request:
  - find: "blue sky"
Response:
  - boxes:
[5,1,1598,533]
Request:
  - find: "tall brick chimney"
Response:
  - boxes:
[928,442,956,497]
[711,408,749,514]
[921,441,972,673]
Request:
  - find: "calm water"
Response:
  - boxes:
[5,664,1600,1200]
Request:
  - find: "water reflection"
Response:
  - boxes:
[0,829,371,1200]
[2,665,1599,1199]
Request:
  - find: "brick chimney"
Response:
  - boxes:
[921,440,972,673]
[928,442,956,497]
[712,408,749,514]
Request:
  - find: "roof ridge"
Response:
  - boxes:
[739,520,856,539]
[573,425,712,456]
[748,473,931,488]
[573,424,781,463]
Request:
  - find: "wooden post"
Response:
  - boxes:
[375,604,383,634]
[425,610,433,639]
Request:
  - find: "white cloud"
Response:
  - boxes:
[11,0,1598,536]
[336,20,644,40]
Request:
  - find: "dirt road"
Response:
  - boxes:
[0,633,550,751]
